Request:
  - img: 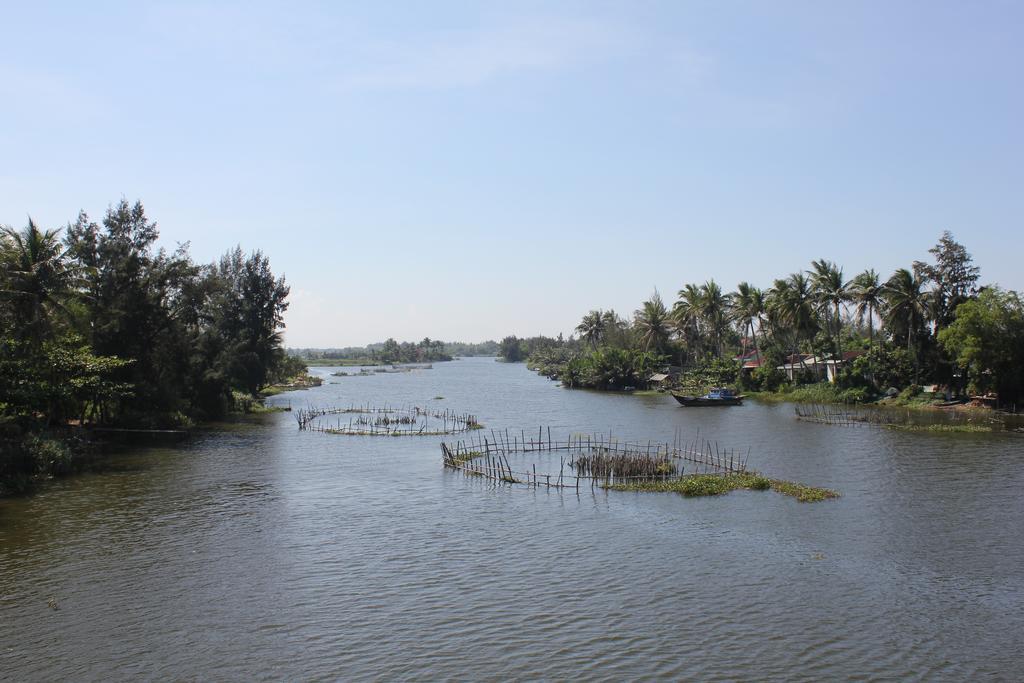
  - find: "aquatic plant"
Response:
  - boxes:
[885,423,992,433]
[571,448,676,478]
[449,450,482,466]
[608,473,836,503]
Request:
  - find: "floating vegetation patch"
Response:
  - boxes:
[885,423,993,433]
[608,473,837,503]
[297,404,481,436]
[765,478,838,502]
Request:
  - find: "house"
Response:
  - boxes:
[777,349,866,383]
[648,372,672,388]
[735,349,764,374]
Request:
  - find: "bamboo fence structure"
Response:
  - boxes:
[794,403,911,427]
[441,427,750,490]
[297,404,481,436]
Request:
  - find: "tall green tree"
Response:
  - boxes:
[213,247,290,395]
[672,283,705,363]
[731,282,766,362]
[65,200,197,413]
[850,269,882,347]
[767,273,819,375]
[1,219,84,345]
[575,310,605,349]
[882,267,932,383]
[914,231,980,331]
[938,288,1024,406]
[698,280,730,358]
[499,335,523,362]
[633,292,671,355]
[809,259,849,362]
[600,310,630,348]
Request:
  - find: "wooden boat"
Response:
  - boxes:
[672,388,745,406]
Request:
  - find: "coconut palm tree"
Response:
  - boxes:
[575,310,605,349]
[767,273,819,378]
[672,283,705,363]
[883,267,932,383]
[601,309,629,348]
[699,279,730,357]
[633,292,671,355]
[809,259,849,363]
[850,269,882,349]
[732,282,766,363]
[0,219,84,344]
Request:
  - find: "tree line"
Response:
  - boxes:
[504,232,1024,408]
[2,200,296,491]
[290,338,501,364]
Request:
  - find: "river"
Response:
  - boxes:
[2,357,1023,680]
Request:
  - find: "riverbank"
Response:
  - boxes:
[1,374,320,498]
[258,372,323,397]
[636,381,1011,416]
[745,383,1007,414]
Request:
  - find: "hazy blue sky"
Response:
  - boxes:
[3,2,1021,347]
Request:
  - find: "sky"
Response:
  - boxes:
[2,1,1022,347]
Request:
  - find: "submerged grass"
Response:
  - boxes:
[607,472,837,503]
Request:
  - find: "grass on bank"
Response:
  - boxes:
[745,383,874,405]
[746,382,998,414]
[258,373,323,397]
[607,473,838,503]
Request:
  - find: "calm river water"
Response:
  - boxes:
[2,357,1023,680]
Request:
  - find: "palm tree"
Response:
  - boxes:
[601,309,629,348]
[732,282,766,364]
[850,269,882,349]
[698,280,730,357]
[883,267,931,383]
[633,291,671,355]
[0,219,84,344]
[809,259,849,364]
[767,273,819,378]
[575,310,605,349]
[672,283,705,364]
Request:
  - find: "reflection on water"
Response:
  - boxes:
[2,357,1023,679]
